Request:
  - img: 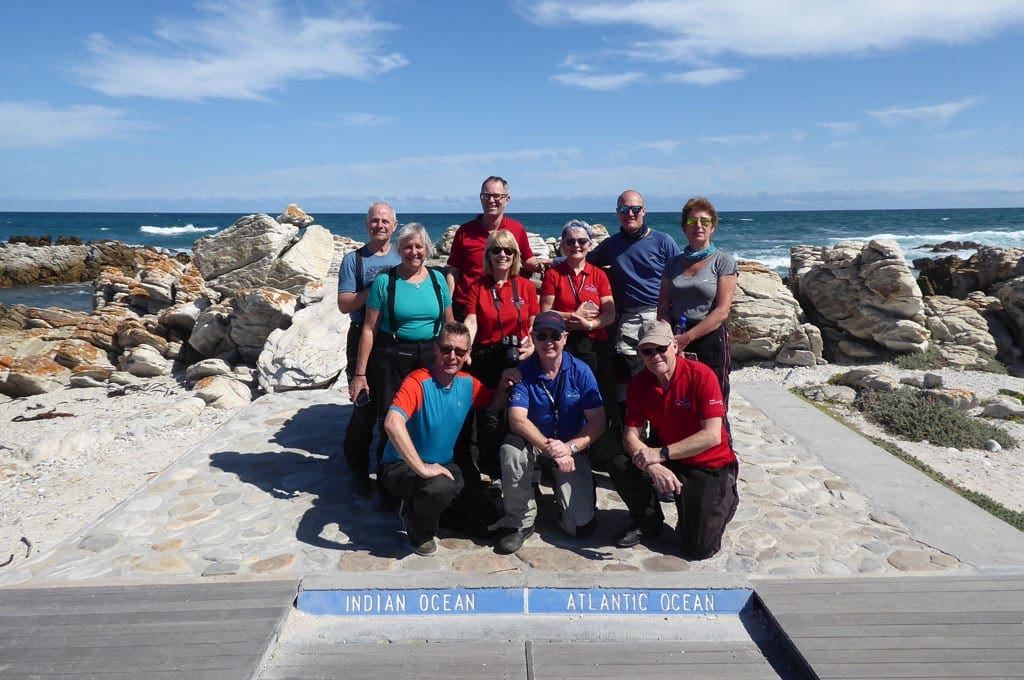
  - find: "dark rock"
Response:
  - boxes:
[916,240,982,253]
[8,234,52,246]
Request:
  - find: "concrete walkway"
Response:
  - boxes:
[2,382,1023,679]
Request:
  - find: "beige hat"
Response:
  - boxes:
[638,320,674,346]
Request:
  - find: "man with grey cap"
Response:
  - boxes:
[491,311,605,554]
[609,319,738,559]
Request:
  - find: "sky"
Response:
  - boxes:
[2,0,1024,213]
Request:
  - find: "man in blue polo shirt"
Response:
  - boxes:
[493,311,606,554]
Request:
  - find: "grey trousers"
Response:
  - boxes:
[493,434,596,537]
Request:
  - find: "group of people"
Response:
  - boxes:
[336,177,739,559]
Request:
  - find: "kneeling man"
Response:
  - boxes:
[382,322,513,556]
[494,311,605,554]
[610,320,738,559]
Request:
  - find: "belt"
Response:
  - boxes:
[620,305,656,314]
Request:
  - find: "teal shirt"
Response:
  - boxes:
[367,268,451,340]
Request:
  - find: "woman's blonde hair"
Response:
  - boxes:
[483,229,521,278]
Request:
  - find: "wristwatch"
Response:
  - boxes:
[659,446,670,461]
[569,442,579,455]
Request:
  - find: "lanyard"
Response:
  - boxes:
[538,366,567,436]
[490,277,523,338]
[565,268,587,307]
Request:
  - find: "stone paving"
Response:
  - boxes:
[0,386,962,586]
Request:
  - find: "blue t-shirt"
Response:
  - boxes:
[366,268,452,340]
[383,368,492,465]
[588,228,680,308]
[509,351,603,442]
[337,246,402,324]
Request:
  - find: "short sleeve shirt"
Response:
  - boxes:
[447,216,535,306]
[383,368,494,465]
[366,268,452,340]
[465,275,539,346]
[625,358,735,469]
[587,228,680,308]
[337,246,402,323]
[540,261,612,340]
[661,250,738,323]
[509,352,603,442]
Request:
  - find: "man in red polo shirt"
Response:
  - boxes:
[447,176,550,320]
[610,320,738,560]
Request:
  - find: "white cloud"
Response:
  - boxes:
[525,1,1024,60]
[664,67,744,85]
[637,140,680,154]
[0,101,140,149]
[77,0,408,101]
[552,71,643,90]
[868,97,980,125]
[818,121,860,135]
[335,113,396,127]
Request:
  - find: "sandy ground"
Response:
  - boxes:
[1,363,1021,571]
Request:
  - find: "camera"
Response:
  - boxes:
[500,335,520,368]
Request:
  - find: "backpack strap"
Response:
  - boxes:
[386,266,447,340]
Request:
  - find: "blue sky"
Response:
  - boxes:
[2,0,1024,212]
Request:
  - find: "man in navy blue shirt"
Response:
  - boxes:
[493,311,605,554]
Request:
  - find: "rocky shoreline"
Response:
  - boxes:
[2,205,1023,564]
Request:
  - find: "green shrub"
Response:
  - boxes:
[893,345,946,371]
[998,388,1024,402]
[855,388,1016,449]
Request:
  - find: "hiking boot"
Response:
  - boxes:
[410,535,437,556]
[496,525,534,554]
[353,475,374,497]
[615,522,662,548]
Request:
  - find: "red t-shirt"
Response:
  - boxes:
[448,216,535,306]
[540,261,612,340]
[625,358,735,469]
[465,275,539,346]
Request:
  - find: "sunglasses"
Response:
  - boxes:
[685,216,714,227]
[533,331,564,342]
[639,345,670,357]
[562,238,590,247]
[617,205,644,215]
[480,192,508,201]
[437,344,469,358]
[489,247,515,256]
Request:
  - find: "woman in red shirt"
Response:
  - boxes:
[461,230,539,485]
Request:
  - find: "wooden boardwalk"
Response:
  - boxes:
[754,574,1024,679]
[0,580,298,679]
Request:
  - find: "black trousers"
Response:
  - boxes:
[342,322,378,476]
[564,332,618,469]
[685,322,732,410]
[454,343,510,486]
[380,460,500,539]
[609,450,738,560]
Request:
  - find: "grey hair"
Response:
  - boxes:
[561,219,593,240]
[365,201,396,223]
[396,222,435,259]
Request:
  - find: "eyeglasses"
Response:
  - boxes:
[489,247,515,256]
[437,344,469,358]
[639,345,670,357]
[685,216,714,227]
[617,205,644,215]
[533,331,563,342]
[480,192,509,201]
[562,238,590,247]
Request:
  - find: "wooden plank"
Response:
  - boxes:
[530,641,783,679]
[0,581,297,680]
[754,576,1024,679]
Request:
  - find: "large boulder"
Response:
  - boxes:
[188,303,236,358]
[265,224,335,293]
[922,295,998,368]
[257,285,348,393]
[997,277,1024,349]
[276,204,315,228]
[791,240,928,361]
[192,214,298,296]
[728,261,823,366]
[0,241,136,287]
[229,288,297,364]
[0,355,71,396]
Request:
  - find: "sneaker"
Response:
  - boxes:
[615,522,662,549]
[410,535,437,556]
[496,526,534,554]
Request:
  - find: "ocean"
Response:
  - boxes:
[3,208,1024,312]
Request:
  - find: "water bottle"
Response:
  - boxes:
[674,314,687,334]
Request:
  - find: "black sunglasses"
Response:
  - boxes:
[490,247,515,256]
[533,331,563,342]
[617,205,643,215]
[562,237,590,247]
[639,345,670,357]
[437,344,469,357]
